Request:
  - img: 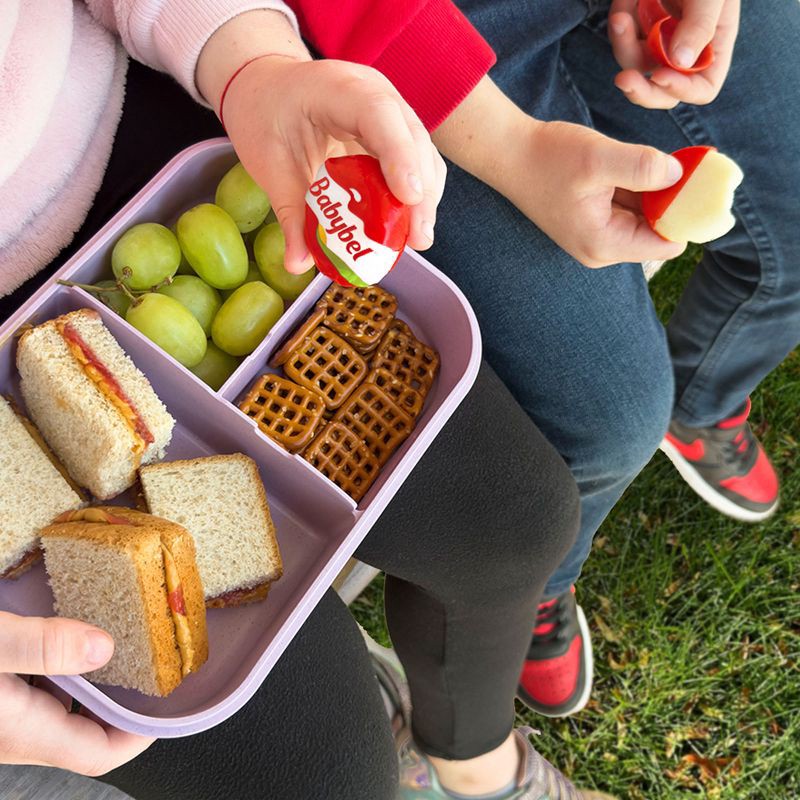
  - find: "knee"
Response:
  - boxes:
[569,345,674,485]
[479,429,581,593]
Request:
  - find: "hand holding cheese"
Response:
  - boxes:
[642,146,743,243]
[609,0,740,109]
[199,32,445,275]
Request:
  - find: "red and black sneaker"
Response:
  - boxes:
[517,587,593,718]
[660,398,779,523]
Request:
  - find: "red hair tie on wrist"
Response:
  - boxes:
[218,54,303,131]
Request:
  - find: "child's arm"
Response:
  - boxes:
[609,0,740,108]
[432,76,687,268]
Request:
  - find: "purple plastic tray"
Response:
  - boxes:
[0,139,481,737]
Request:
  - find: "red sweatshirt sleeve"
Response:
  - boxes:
[285,0,496,131]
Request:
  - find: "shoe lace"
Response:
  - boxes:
[531,594,570,645]
[718,414,757,472]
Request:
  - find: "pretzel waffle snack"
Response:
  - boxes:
[318,285,398,355]
[366,367,424,420]
[270,307,326,368]
[239,374,326,452]
[333,382,413,467]
[371,322,440,400]
[283,327,368,411]
[303,422,380,502]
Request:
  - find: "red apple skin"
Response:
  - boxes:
[638,0,669,35]
[647,16,715,74]
[642,146,716,236]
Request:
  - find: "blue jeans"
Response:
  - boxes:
[429,0,800,596]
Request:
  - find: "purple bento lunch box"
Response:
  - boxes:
[0,139,481,737]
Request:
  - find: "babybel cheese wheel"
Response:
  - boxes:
[642,146,744,244]
[304,155,410,287]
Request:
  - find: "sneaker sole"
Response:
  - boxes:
[659,437,779,523]
[517,605,594,718]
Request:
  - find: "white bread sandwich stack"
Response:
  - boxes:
[16,309,175,500]
[139,454,282,607]
[0,396,84,579]
[41,506,208,697]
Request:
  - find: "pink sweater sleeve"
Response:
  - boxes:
[85,0,300,105]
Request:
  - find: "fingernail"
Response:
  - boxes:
[610,20,625,35]
[85,630,114,667]
[407,173,423,196]
[421,221,435,244]
[674,46,695,68]
[667,156,683,183]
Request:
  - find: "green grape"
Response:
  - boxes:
[171,224,196,275]
[94,280,131,317]
[221,262,263,301]
[112,223,181,290]
[189,341,241,391]
[126,293,207,368]
[176,203,248,290]
[212,282,283,356]
[157,275,222,337]
[254,223,315,300]
[215,162,271,233]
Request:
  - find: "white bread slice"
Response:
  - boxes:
[16,309,175,499]
[41,508,207,696]
[0,397,83,577]
[140,454,282,603]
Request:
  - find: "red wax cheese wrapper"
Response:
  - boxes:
[637,0,714,74]
[647,16,714,74]
[304,155,410,287]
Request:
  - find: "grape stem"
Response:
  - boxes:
[57,274,173,305]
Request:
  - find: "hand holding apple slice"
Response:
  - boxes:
[642,146,743,244]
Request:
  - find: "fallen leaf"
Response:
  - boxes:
[592,612,620,643]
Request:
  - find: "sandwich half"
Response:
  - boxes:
[0,396,84,578]
[41,506,208,697]
[16,308,175,500]
[139,454,282,607]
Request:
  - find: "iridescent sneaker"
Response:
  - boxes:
[363,632,616,800]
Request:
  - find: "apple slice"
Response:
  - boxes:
[642,146,743,244]
[647,16,714,74]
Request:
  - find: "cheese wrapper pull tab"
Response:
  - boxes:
[304,155,410,287]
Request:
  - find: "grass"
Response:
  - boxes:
[351,246,800,799]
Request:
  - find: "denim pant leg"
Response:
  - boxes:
[563,1,800,426]
[433,1,674,597]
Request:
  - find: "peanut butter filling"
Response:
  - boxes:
[57,321,154,459]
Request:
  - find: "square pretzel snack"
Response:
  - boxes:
[370,320,440,400]
[283,326,368,411]
[317,285,399,355]
[239,374,326,452]
[365,367,424,420]
[303,422,380,502]
[333,382,414,468]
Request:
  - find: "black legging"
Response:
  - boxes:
[3,61,579,799]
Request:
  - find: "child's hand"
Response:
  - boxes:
[498,120,687,267]
[609,0,740,109]
[220,57,446,275]
[0,611,154,774]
